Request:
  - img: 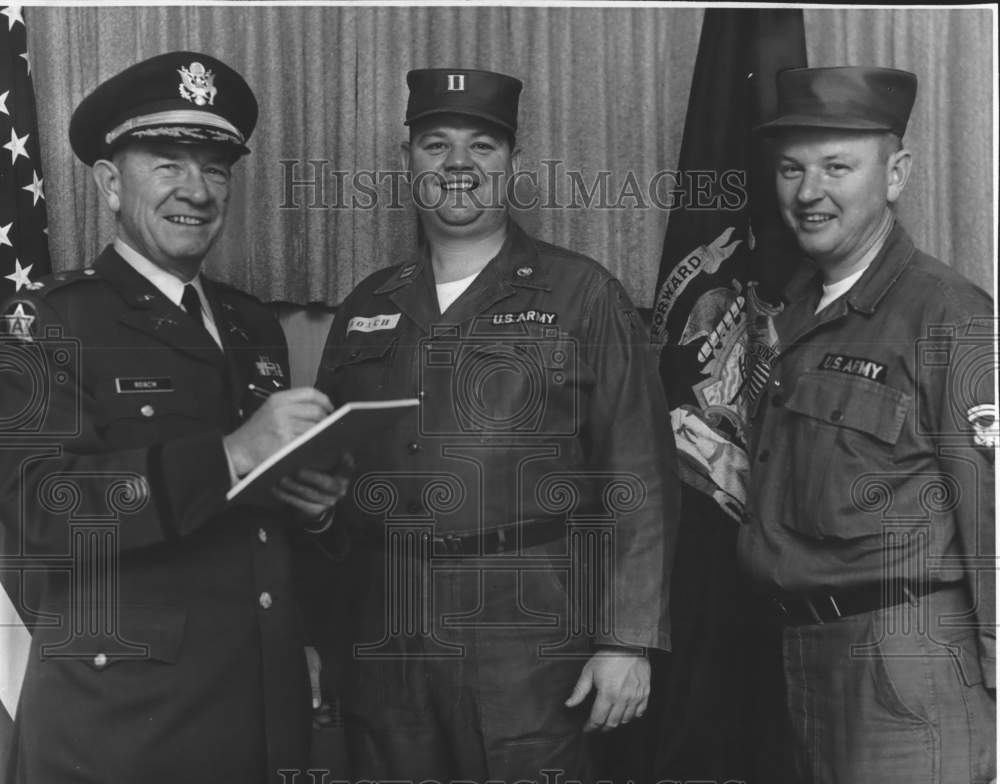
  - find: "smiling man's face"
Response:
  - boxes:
[774,128,909,279]
[404,114,518,243]
[101,141,233,278]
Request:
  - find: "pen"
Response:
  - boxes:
[247,383,274,400]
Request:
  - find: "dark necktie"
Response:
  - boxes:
[181,283,206,329]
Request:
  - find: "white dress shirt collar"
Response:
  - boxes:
[113,237,222,346]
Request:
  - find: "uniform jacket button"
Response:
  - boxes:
[258,528,268,544]
[259,591,273,609]
[830,409,844,422]
[407,441,421,454]
[140,404,155,417]
[93,653,108,669]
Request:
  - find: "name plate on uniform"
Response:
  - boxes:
[347,313,401,333]
[115,377,175,393]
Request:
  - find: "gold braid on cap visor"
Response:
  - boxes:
[104,109,244,146]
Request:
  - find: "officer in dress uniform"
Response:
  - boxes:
[0,51,344,783]
[739,66,996,783]
[312,68,680,783]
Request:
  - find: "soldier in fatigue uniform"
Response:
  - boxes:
[313,68,680,783]
[740,66,996,783]
[0,51,345,784]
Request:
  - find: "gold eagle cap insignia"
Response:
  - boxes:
[178,61,218,107]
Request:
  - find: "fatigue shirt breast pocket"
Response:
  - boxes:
[322,336,398,401]
[96,383,205,448]
[782,371,911,539]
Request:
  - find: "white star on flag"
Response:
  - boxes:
[0,222,12,248]
[22,170,43,205]
[1,5,24,31]
[19,50,30,75]
[0,90,8,116]
[4,127,29,163]
[4,258,32,290]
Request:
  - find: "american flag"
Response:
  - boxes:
[0,4,48,301]
[1,3,50,773]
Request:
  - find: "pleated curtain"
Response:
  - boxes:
[27,6,995,309]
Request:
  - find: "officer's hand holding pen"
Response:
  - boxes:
[222,387,334,478]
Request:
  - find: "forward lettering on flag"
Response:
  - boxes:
[1,3,52,770]
[651,9,804,523]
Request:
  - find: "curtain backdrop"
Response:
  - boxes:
[27,6,995,308]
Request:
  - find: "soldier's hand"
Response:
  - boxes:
[224,387,333,477]
[272,465,351,522]
[565,649,650,732]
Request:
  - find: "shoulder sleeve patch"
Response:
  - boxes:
[0,299,38,340]
[967,404,998,450]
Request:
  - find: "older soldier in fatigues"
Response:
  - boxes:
[312,68,680,784]
[0,52,343,784]
[739,66,996,784]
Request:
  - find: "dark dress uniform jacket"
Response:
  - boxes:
[0,247,310,784]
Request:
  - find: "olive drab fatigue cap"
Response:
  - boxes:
[405,68,523,135]
[755,66,917,137]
